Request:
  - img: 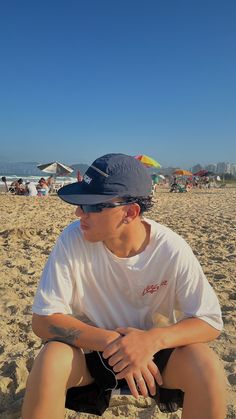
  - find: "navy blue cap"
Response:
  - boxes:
[58,153,152,205]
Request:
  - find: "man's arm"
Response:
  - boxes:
[32,313,121,352]
[148,317,220,351]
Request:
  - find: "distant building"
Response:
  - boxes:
[230,164,236,176]
[205,164,217,173]
[216,162,231,174]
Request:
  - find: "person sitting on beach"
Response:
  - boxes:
[22,153,226,419]
[36,178,49,195]
[11,178,26,195]
[25,181,38,197]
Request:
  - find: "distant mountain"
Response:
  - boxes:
[0,161,89,177]
[0,161,179,178]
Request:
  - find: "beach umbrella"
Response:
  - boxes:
[37,161,74,176]
[193,169,215,177]
[135,155,161,168]
[174,169,192,176]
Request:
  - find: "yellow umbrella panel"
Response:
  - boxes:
[135,155,161,168]
[174,169,192,176]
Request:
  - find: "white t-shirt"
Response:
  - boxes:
[33,219,223,331]
[26,182,38,196]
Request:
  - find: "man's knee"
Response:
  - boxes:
[35,341,75,371]
[162,343,226,392]
[35,341,93,388]
[182,343,223,376]
[30,342,82,386]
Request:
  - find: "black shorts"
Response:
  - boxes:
[65,348,184,416]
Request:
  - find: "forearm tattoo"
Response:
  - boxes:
[47,325,82,346]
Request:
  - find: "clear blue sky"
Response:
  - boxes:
[0,0,235,168]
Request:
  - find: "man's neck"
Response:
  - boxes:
[104,220,150,258]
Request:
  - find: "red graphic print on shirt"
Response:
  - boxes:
[142,280,168,296]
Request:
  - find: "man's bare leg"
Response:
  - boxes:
[162,343,227,419]
[22,341,93,419]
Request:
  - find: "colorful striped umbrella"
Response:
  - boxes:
[135,155,161,168]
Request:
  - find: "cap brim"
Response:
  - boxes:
[58,182,119,205]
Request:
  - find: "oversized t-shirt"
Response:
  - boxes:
[33,218,223,331]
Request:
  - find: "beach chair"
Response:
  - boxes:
[52,182,65,193]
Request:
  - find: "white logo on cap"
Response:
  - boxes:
[84,174,92,184]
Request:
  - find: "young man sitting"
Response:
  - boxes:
[22,153,226,419]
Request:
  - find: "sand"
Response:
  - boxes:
[0,186,235,418]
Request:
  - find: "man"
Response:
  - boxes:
[1,176,8,192]
[22,153,226,419]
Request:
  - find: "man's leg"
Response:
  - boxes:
[161,343,227,419]
[21,341,93,419]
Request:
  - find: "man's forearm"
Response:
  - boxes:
[32,313,120,351]
[149,318,221,352]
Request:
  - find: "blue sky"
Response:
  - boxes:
[0,0,235,168]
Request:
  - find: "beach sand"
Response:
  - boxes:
[0,187,235,418]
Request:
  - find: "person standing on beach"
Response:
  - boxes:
[77,169,83,182]
[1,176,8,192]
[22,153,226,419]
[46,175,55,193]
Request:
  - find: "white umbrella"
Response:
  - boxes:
[37,161,74,176]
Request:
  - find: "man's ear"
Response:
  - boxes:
[125,203,140,221]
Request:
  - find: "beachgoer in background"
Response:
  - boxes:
[22,153,226,419]
[46,175,55,193]
[77,169,83,182]
[36,178,49,196]
[192,177,199,188]
[1,176,8,192]
[25,182,38,197]
[8,181,16,193]
[151,173,159,193]
[185,179,192,191]
[11,178,26,195]
[205,176,210,189]
[169,176,178,192]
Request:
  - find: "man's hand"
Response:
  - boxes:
[102,327,163,398]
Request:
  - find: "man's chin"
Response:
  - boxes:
[82,231,100,243]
